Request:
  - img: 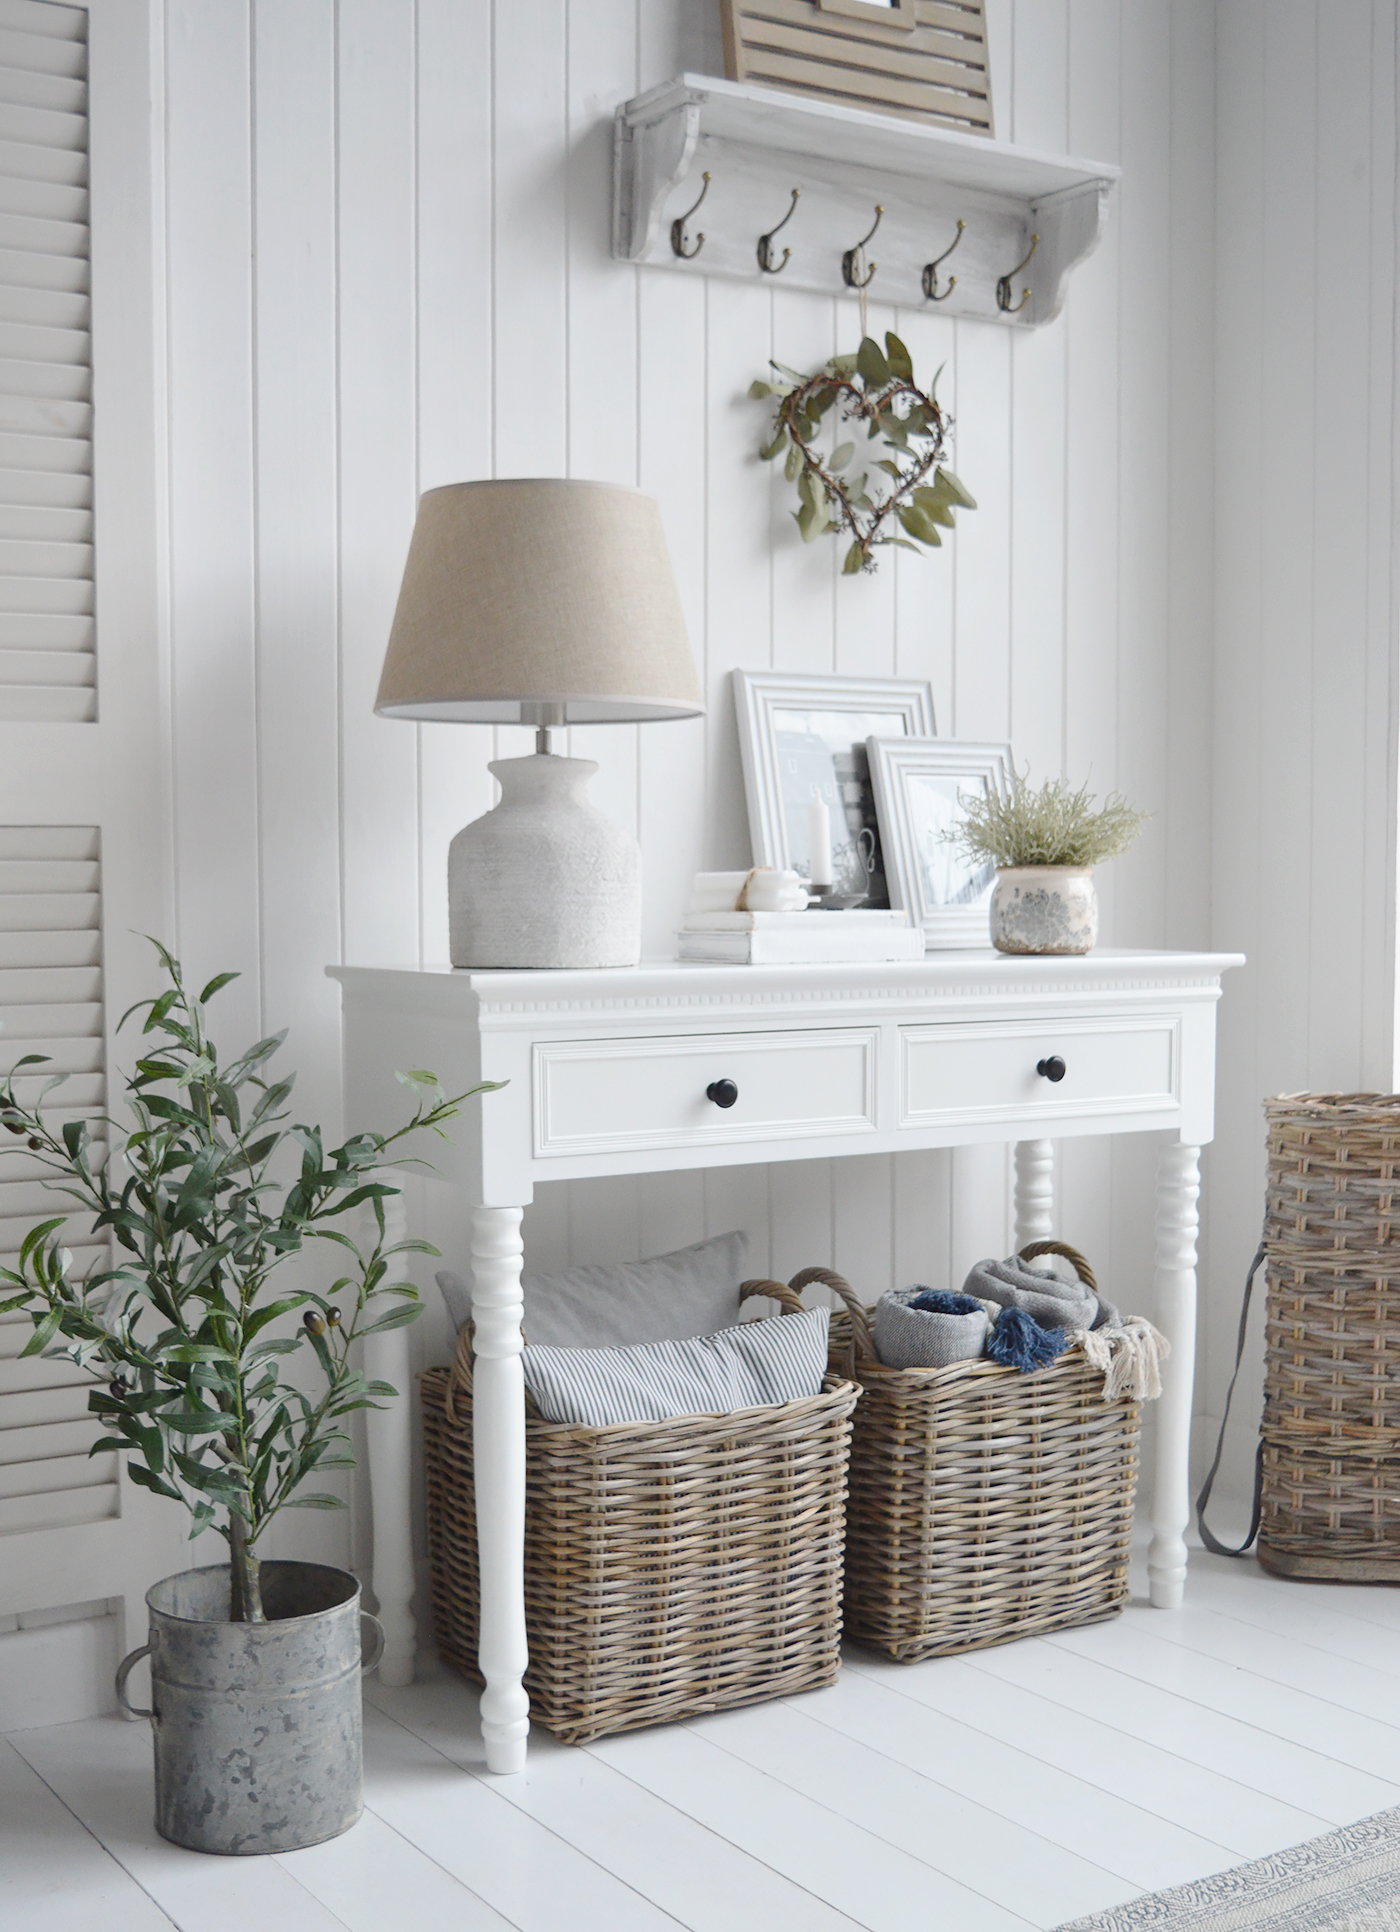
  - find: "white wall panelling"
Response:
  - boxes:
[145,0,1230,1604]
[1204,0,1400,1511]
[75,0,1399,1618]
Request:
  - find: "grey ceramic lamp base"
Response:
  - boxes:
[448,751,642,969]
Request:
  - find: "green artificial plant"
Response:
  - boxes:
[952,769,1148,870]
[750,331,976,574]
[0,943,495,1623]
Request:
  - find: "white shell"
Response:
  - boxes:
[449,754,641,968]
[989,865,1098,955]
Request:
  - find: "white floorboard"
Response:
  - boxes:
[6,1542,1400,1932]
[0,1737,176,1931]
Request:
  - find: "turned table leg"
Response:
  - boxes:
[1150,1138,1201,1609]
[1014,1138,1055,1250]
[470,1203,531,1774]
[364,1176,417,1686]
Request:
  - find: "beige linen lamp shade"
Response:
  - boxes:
[375,478,702,724]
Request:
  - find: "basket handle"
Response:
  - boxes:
[444,1320,477,1420]
[447,1320,546,1424]
[1019,1238,1097,1292]
[786,1265,875,1371]
[739,1278,810,1317]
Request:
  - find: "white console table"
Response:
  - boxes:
[330,948,1241,1774]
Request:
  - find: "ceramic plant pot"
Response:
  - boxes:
[115,1561,383,1855]
[989,865,1098,955]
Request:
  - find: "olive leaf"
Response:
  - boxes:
[751,336,976,572]
[0,942,498,1624]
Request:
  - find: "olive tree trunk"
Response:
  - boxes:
[229,1513,265,1622]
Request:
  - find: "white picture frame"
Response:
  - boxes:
[733,670,937,906]
[867,736,1015,949]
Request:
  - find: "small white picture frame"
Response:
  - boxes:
[733,670,937,906]
[867,736,1014,949]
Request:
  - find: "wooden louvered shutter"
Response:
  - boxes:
[0,0,91,722]
[0,0,173,1721]
[0,823,113,1533]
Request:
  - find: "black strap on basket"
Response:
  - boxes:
[1195,1236,1268,1557]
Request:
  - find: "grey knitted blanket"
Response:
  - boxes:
[962,1254,1119,1332]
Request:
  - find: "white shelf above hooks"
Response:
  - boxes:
[613,75,1120,330]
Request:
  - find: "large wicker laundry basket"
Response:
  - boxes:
[1256,1093,1400,1581]
[421,1285,858,1744]
[796,1251,1142,1662]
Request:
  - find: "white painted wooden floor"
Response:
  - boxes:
[7,1538,1400,1932]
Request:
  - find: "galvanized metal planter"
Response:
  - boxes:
[115,1561,384,1855]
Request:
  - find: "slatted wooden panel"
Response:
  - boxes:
[0,824,111,1536]
[722,0,994,135]
[0,0,92,724]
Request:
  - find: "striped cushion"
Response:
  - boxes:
[520,1306,830,1427]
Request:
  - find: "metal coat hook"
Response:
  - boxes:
[996,232,1039,314]
[757,187,801,274]
[670,171,711,260]
[921,218,965,302]
[841,205,883,290]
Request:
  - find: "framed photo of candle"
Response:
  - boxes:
[732,671,937,906]
[867,736,1015,947]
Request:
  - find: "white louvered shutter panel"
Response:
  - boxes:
[0,823,113,1534]
[0,0,91,723]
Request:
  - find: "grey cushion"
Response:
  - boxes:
[436,1229,749,1348]
[521,1306,830,1427]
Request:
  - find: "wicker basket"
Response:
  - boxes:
[421,1285,859,1744]
[791,1251,1142,1662]
[1258,1093,1400,1581]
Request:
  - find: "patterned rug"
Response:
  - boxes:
[1054,1807,1400,1929]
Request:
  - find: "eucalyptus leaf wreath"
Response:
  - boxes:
[750,331,976,574]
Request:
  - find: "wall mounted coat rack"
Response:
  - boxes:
[614,75,1120,331]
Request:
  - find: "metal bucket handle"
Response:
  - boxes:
[360,1610,385,1675]
[115,1642,154,1721]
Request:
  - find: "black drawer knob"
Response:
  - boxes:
[706,1078,739,1109]
[1037,1056,1067,1083]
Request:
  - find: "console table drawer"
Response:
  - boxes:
[900,1015,1179,1129]
[534,1028,878,1158]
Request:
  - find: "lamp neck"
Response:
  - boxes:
[522,699,566,756]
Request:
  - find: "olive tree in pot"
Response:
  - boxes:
[0,945,494,1854]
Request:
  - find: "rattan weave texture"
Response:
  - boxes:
[422,1287,858,1744]
[802,1253,1142,1662]
[1260,1093,1400,1579]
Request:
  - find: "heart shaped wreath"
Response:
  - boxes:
[750,331,976,575]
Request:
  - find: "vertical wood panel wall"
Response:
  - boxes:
[1205,0,1400,1500]
[159,0,1228,1567]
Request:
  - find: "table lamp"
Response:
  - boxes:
[376,478,703,969]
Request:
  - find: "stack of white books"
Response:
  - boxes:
[678,907,923,965]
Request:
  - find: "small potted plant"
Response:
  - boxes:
[0,944,492,1854]
[951,770,1147,954]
